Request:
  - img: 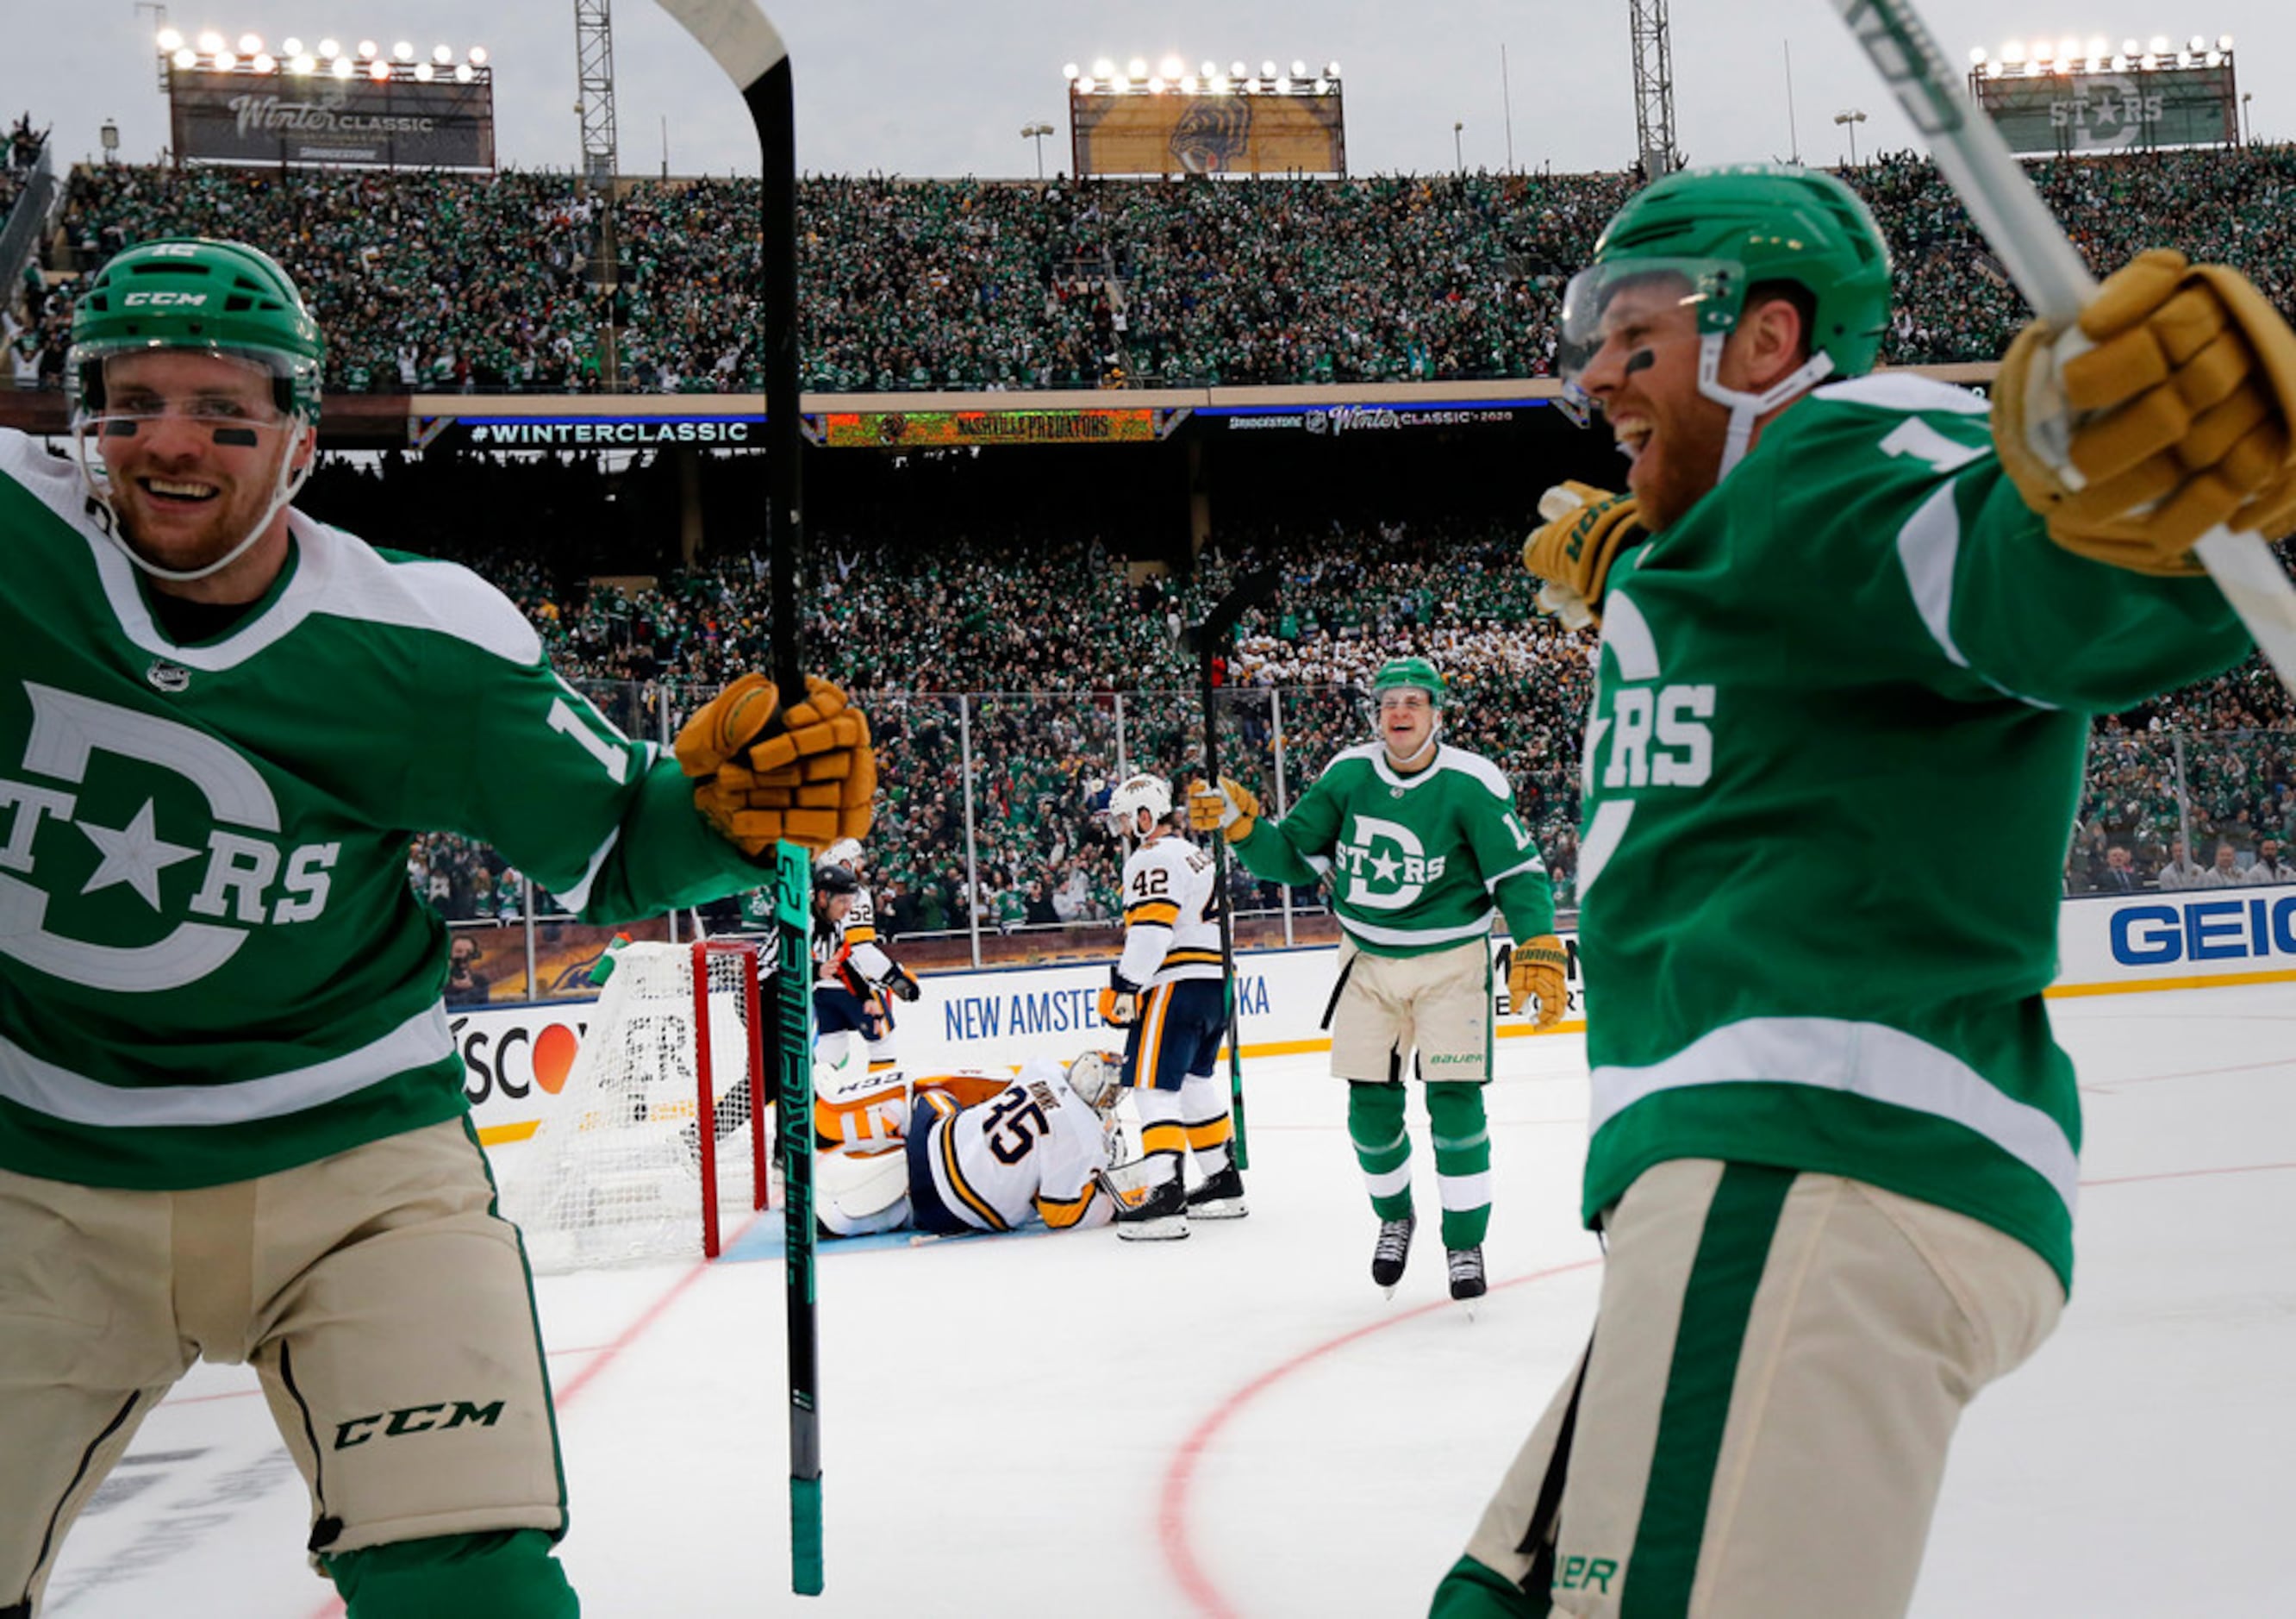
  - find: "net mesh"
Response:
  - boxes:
[499,941,777,1272]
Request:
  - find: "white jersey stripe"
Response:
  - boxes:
[0,1003,455,1127]
[1588,1016,2080,1218]
[1339,912,1493,949]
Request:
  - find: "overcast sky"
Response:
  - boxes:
[12,1,2288,181]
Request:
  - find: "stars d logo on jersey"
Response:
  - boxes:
[1579,590,1717,903]
[1333,813,1447,911]
[0,682,340,992]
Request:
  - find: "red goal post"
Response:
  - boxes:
[695,936,771,1259]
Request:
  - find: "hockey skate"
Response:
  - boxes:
[1115,1173,1191,1241]
[1447,1245,1487,1312]
[1184,1164,1248,1220]
[1371,1212,1416,1296]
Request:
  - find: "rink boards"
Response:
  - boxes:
[458,891,2296,1145]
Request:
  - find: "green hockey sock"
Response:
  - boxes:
[1348,1078,1413,1221]
[1426,1080,1493,1249]
[325,1528,578,1618]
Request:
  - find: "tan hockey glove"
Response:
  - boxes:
[1507,935,1569,1031]
[1187,776,1260,843]
[1993,249,2296,572]
[1524,482,1649,629]
[675,672,877,853]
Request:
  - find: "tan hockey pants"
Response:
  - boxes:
[1456,1159,2062,1618]
[0,1119,565,1611]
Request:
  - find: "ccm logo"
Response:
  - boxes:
[122,291,209,307]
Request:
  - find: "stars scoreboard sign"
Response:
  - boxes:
[1969,56,2237,156]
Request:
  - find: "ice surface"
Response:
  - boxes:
[40,985,2296,1616]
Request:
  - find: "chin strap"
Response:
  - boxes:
[1696,334,1836,478]
[71,417,316,584]
[1384,720,1441,773]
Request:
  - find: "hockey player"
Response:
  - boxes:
[1434,167,2289,1618]
[1096,772,1245,1241]
[810,861,889,1069]
[700,862,882,1156]
[1194,659,1566,1302]
[808,1053,1126,1238]
[0,238,873,1618]
[820,836,922,1079]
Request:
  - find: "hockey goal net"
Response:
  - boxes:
[499,938,778,1271]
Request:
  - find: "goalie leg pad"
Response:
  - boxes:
[816,1147,912,1238]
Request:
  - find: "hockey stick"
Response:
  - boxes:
[1833,0,2296,698]
[652,0,821,1595]
[1187,566,1280,1172]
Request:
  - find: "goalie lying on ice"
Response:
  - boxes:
[809,1053,1129,1238]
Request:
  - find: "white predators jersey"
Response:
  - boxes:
[1116,832,1225,988]
[914,1059,1114,1232]
[839,883,898,985]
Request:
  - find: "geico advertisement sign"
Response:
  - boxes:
[2104,894,2296,967]
[455,1003,590,1123]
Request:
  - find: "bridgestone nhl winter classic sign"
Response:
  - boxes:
[169,66,496,171]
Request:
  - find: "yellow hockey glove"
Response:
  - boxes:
[1507,935,1569,1031]
[1523,482,1649,630]
[1993,249,2296,572]
[1187,776,1260,843]
[675,673,876,853]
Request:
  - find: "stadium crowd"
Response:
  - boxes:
[16,140,2296,956]
[309,497,2289,938]
[13,144,2296,392]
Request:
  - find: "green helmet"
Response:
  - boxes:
[1371,657,1447,709]
[67,237,324,423]
[1562,164,1892,381]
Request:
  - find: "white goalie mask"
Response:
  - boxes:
[1064,1050,1123,1113]
[1106,773,1172,842]
[822,838,865,874]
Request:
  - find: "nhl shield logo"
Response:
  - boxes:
[146,659,191,694]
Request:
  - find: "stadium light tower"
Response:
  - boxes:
[1021,119,1055,178]
[573,0,621,191]
[1627,0,1681,177]
[1834,107,1867,165]
[136,2,172,90]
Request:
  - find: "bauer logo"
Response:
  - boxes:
[2108,897,2296,966]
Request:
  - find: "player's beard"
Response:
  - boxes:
[109,441,289,590]
[1625,391,1731,534]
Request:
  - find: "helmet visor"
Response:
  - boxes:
[70,338,316,426]
[1557,257,1749,386]
[72,349,297,459]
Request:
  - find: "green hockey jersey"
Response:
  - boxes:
[0,430,771,1190]
[1575,373,2251,1291]
[1232,741,1555,955]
